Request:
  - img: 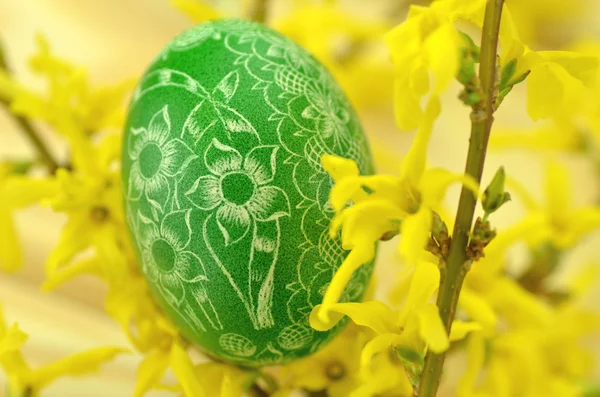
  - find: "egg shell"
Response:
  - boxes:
[122,18,375,366]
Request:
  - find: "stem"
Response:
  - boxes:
[247,0,268,23]
[417,1,504,396]
[0,41,59,173]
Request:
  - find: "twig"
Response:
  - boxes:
[416,1,505,396]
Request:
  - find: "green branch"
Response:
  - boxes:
[247,0,268,23]
[416,1,505,396]
[0,40,59,174]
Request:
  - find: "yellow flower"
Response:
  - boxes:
[520,51,597,121]
[385,3,461,131]
[316,98,478,320]
[0,308,28,357]
[173,1,394,110]
[274,4,393,110]
[506,161,600,249]
[458,304,600,397]
[311,260,480,387]
[170,0,222,22]
[278,324,367,396]
[0,306,126,397]
[0,163,58,271]
[135,339,256,397]
[1,35,134,142]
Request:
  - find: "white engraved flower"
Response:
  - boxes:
[186,138,291,245]
[137,209,207,305]
[302,85,351,149]
[127,105,197,209]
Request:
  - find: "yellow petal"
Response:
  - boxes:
[398,209,432,265]
[171,0,222,23]
[449,321,482,342]
[399,96,441,186]
[0,323,28,356]
[359,333,406,376]
[169,342,206,397]
[456,332,485,396]
[42,257,102,292]
[535,51,598,88]
[133,348,170,397]
[417,304,449,353]
[321,154,360,181]
[544,161,571,226]
[424,22,460,93]
[398,260,440,324]
[3,176,58,209]
[317,244,376,323]
[310,301,397,334]
[527,61,586,120]
[458,288,497,332]
[0,208,22,272]
[419,168,480,208]
[31,346,127,389]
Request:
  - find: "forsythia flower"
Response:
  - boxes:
[274,4,394,109]
[316,98,478,320]
[386,0,596,130]
[0,306,126,397]
[173,0,394,110]
[497,161,600,249]
[0,163,58,271]
[276,325,368,396]
[0,35,133,142]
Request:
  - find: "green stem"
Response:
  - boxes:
[247,0,268,23]
[416,1,504,396]
[0,41,59,173]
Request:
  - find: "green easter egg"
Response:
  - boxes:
[122,19,375,366]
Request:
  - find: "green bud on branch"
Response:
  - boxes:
[482,166,511,218]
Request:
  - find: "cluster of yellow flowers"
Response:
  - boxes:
[1,0,599,396]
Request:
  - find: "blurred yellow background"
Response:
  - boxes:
[1,0,600,396]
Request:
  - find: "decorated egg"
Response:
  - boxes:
[122,19,375,366]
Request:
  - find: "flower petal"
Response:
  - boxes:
[216,203,251,245]
[175,251,208,282]
[204,138,242,176]
[162,138,198,176]
[133,348,169,397]
[186,175,222,210]
[170,342,207,397]
[31,347,128,389]
[398,208,432,265]
[417,303,449,353]
[310,299,396,334]
[147,106,171,144]
[160,272,186,305]
[145,173,171,210]
[321,154,360,182]
[127,163,144,201]
[161,209,192,250]
[458,288,497,332]
[449,321,482,342]
[243,145,278,185]
[246,186,291,221]
[0,323,28,356]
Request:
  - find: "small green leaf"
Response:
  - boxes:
[508,70,531,87]
[500,58,518,89]
[482,167,511,215]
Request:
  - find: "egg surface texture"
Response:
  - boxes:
[122,19,375,366]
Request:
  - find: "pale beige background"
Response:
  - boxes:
[1,0,600,396]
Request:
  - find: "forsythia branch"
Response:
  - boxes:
[417,1,505,396]
[0,40,60,174]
